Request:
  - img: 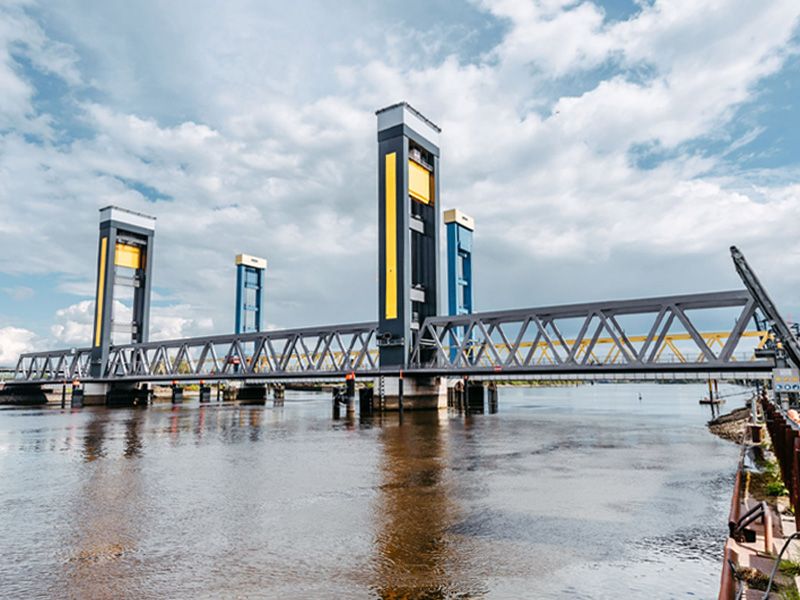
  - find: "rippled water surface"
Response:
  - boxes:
[0,383,744,599]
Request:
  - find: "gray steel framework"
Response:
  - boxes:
[731,245,800,368]
[11,289,774,384]
[13,322,379,383]
[409,289,773,375]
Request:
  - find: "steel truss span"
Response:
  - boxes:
[409,290,773,376]
[13,322,380,383]
[12,290,773,384]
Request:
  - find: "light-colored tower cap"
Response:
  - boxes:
[443,209,474,231]
[376,102,440,146]
[235,254,267,269]
[99,205,156,231]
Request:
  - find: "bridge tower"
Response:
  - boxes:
[445,209,474,317]
[233,253,270,402]
[234,254,267,334]
[90,206,156,379]
[376,102,441,368]
[445,209,474,361]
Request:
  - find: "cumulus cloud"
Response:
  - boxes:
[49,300,94,347]
[48,299,217,349]
[0,0,799,357]
[0,326,38,366]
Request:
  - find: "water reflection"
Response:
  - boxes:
[370,411,487,599]
[59,409,146,600]
[0,386,741,599]
[82,409,108,462]
[124,412,143,458]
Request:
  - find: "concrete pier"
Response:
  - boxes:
[106,383,149,407]
[0,384,47,405]
[199,385,211,403]
[373,376,447,411]
[83,382,109,406]
[237,383,267,404]
[467,381,485,413]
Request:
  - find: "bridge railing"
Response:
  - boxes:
[409,290,771,373]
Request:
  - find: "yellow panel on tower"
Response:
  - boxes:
[114,243,141,269]
[408,160,432,204]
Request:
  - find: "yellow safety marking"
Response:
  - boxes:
[408,159,431,204]
[114,243,141,269]
[94,237,108,347]
[445,331,771,366]
[385,152,398,320]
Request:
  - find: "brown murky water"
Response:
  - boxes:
[0,383,742,599]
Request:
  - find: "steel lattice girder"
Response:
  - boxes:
[409,290,774,374]
[11,290,775,383]
[12,322,380,383]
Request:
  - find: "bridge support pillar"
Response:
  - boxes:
[237,384,267,404]
[71,385,84,408]
[467,381,485,413]
[359,387,374,415]
[199,385,211,403]
[83,382,109,406]
[171,385,183,405]
[373,376,446,411]
[0,385,47,406]
[106,382,149,407]
[488,382,498,414]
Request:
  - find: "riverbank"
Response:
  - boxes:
[708,406,751,444]
[712,402,800,599]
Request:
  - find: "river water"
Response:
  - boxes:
[0,383,743,599]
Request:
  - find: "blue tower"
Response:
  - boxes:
[235,254,266,334]
[445,209,474,360]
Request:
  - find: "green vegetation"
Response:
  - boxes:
[767,480,791,497]
[780,554,800,578]
[749,453,791,507]
[778,583,800,600]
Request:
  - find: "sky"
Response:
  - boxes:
[0,0,799,366]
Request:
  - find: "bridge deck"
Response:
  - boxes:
[8,289,774,385]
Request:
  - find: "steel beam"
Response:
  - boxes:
[10,290,773,384]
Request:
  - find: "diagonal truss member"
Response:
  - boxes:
[12,290,773,383]
[409,290,769,373]
[13,322,380,383]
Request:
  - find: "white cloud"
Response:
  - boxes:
[48,299,217,349]
[0,0,799,354]
[2,286,35,301]
[0,326,38,366]
[49,300,94,347]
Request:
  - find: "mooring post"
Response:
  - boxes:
[71,380,83,409]
[398,370,404,421]
[346,371,356,415]
[61,382,66,409]
[488,381,498,413]
[359,387,373,415]
[171,381,183,405]
[199,381,211,403]
[332,386,341,420]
